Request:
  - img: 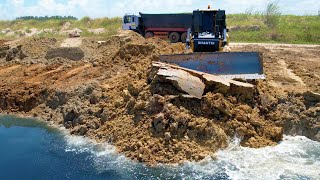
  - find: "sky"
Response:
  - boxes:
[0,0,319,20]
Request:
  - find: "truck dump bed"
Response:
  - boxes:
[139,13,192,28]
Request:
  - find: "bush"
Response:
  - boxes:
[80,16,91,23]
[264,1,281,28]
[25,28,32,33]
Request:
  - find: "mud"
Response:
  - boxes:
[0,33,319,166]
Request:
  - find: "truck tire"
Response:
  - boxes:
[181,32,187,43]
[169,32,180,43]
[145,32,154,39]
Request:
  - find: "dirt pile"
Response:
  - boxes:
[45,47,84,61]
[0,44,27,62]
[19,37,58,59]
[0,32,319,165]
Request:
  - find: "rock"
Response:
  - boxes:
[155,65,205,99]
[152,61,255,99]
[59,28,83,36]
[164,132,171,141]
[92,61,99,67]
[84,85,95,95]
[134,100,146,110]
[64,110,79,122]
[1,28,12,34]
[199,153,207,159]
[97,41,106,45]
[61,22,71,31]
[86,118,101,129]
[127,84,140,96]
[152,113,165,133]
[62,101,81,122]
[73,115,86,125]
[79,125,88,135]
[47,91,67,109]
[303,91,320,102]
[205,93,232,117]
[0,45,10,51]
[25,28,39,37]
[122,90,131,102]
[230,80,255,101]
[64,122,72,129]
[88,28,106,35]
[147,94,165,114]
[3,46,27,61]
[100,108,109,122]
[89,90,101,104]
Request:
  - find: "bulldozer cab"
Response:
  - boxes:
[122,14,140,30]
[192,10,226,39]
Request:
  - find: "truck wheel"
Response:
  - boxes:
[169,32,180,43]
[145,32,154,39]
[181,32,187,43]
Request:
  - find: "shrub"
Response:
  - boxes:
[80,16,91,23]
[25,28,32,33]
[264,1,281,28]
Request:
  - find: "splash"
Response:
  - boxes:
[61,133,320,179]
[184,136,320,179]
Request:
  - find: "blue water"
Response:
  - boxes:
[0,115,319,180]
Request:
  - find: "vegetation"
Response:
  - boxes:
[16,16,77,21]
[0,2,319,44]
[227,2,319,44]
[0,17,122,40]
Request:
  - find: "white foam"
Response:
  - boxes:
[61,131,137,175]
[60,131,320,179]
[184,136,320,180]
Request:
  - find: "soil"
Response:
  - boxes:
[0,40,8,46]
[0,32,319,166]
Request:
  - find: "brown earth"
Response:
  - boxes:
[0,40,7,46]
[0,33,319,166]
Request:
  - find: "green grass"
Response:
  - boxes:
[228,14,320,44]
[0,15,319,44]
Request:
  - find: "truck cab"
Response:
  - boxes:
[122,14,140,31]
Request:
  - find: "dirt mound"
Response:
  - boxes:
[19,37,57,59]
[45,47,84,61]
[0,31,319,166]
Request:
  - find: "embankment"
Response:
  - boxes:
[0,31,319,165]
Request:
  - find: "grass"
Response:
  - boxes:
[228,14,320,44]
[0,14,319,44]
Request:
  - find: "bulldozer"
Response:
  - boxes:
[159,7,265,80]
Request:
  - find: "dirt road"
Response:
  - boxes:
[231,43,320,93]
[0,34,319,165]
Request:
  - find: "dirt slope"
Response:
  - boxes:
[0,32,319,165]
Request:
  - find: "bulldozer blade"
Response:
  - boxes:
[159,52,265,80]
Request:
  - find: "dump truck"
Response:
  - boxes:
[122,13,192,43]
[159,8,265,80]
